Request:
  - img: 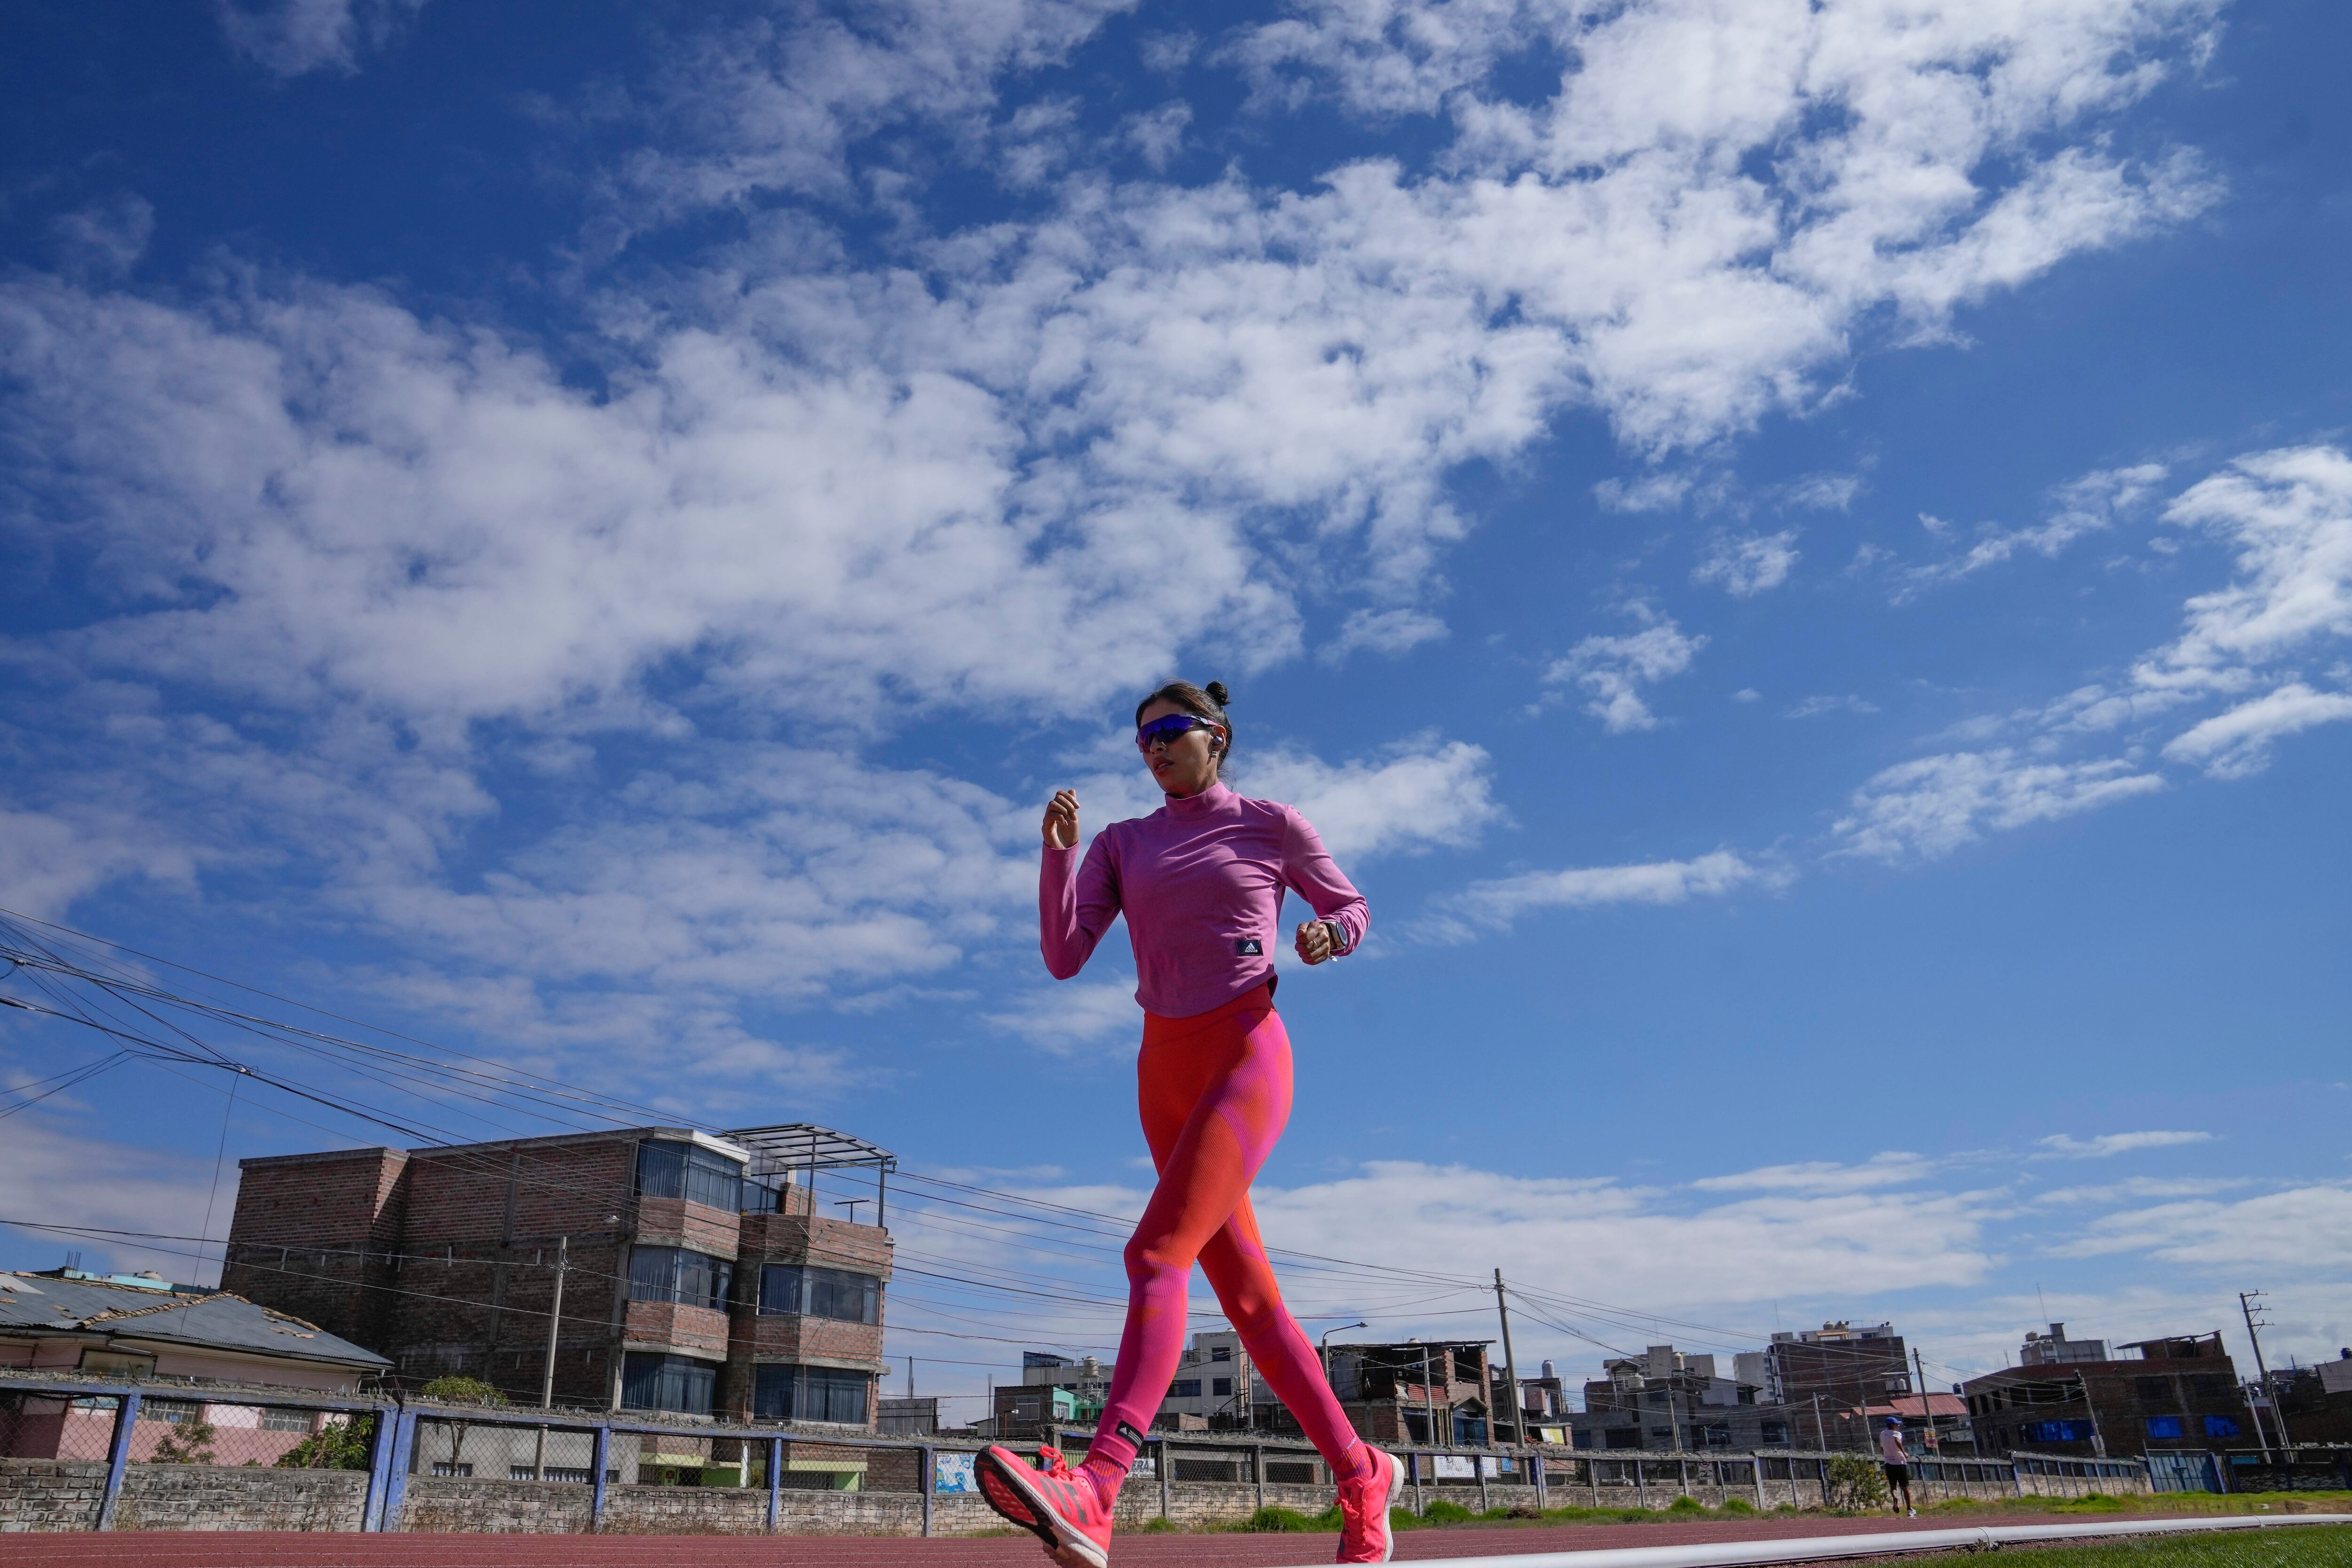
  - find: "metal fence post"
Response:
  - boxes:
[918,1443,932,1538]
[95,1391,140,1531]
[1533,1450,1546,1509]
[768,1435,783,1534]
[362,1407,398,1531]
[1477,1453,1489,1512]
[1253,1443,1264,1512]
[1409,1449,1423,1514]
[1158,1439,1171,1521]
[590,1424,612,1531]
[378,1408,417,1534]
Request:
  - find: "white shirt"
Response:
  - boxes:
[1878,1428,1908,1463]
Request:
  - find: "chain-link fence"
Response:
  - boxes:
[0,1390,121,1461]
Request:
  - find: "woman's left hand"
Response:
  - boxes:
[1294,920,1335,965]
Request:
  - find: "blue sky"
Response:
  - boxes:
[2,0,2348,1412]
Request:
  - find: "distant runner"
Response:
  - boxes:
[974,679,1405,1567]
[1880,1416,1917,1516]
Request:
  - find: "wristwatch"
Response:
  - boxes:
[1320,919,1349,957]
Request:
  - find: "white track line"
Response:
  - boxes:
[1273,1512,2352,1568]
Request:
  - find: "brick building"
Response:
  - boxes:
[222,1122,893,1431]
[1325,1340,1494,1446]
[1763,1321,1913,1410]
[1961,1329,2253,1459]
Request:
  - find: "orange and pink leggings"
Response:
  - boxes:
[1083,984,1371,1487]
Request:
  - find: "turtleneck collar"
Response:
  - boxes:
[1163,780,1234,817]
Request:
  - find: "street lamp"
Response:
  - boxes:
[1319,1321,1368,1382]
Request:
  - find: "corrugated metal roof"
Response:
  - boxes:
[0,1273,389,1371]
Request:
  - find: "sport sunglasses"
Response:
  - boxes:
[1135,713,1224,751]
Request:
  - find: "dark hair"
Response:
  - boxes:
[1135,680,1232,772]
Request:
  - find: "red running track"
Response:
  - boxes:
[0,1514,2211,1568]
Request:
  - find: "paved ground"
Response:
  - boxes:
[0,1513,2219,1568]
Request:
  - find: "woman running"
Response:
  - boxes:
[976,680,1406,1567]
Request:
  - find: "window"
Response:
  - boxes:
[2018,1419,2096,1445]
[1604,1428,1641,1449]
[1210,1345,1231,1362]
[140,1399,204,1425]
[2189,1374,2235,1398]
[1169,1379,1201,1398]
[2203,1416,2240,1439]
[620,1352,717,1415]
[1760,1421,1788,1446]
[431,1463,473,1477]
[2145,1417,2185,1439]
[635,1139,746,1210]
[757,1265,880,1323]
[752,1364,870,1425]
[544,1467,595,1484]
[1211,1378,1233,1397]
[260,1409,315,1433]
[2135,1377,2178,1407]
[628,1246,733,1310]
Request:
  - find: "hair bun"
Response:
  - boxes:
[1205,681,1230,706]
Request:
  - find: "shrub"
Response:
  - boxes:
[150,1420,217,1465]
[1722,1495,1758,1514]
[1666,1494,1707,1515]
[1824,1452,1889,1514]
[416,1376,505,1406]
[275,1413,375,1470]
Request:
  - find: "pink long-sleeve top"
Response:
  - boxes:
[1039,781,1369,1019]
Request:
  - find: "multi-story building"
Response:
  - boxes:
[1569,1343,1806,1452]
[221,1122,893,1432]
[1763,1321,1912,1412]
[1961,1329,2253,1459]
[1163,1329,1254,1430]
[1325,1339,1494,1447]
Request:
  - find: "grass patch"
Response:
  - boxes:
[1422,1497,1480,1524]
[1666,1494,1709,1515]
[1722,1495,1759,1514]
[1960,1523,2352,1567]
[1133,1515,1180,1533]
[1231,1504,1339,1533]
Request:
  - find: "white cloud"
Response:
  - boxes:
[2139,447,2352,697]
[1253,1160,2000,1318]
[1542,615,1706,732]
[2036,1130,2216,1159]
[0,1117,224,1283]
[1123,101,1193,170]
[48,196,156,284]
[1690,1153,1934,1194]
[2054,1182,2352,1272]
[1833,749,2165,862]
[1243,738,1504,861]
[1694,529,1800,597]
[1786,694,1878,719]
[216,0,430,78]
[1419,849,1778,940]
[1901,462,2168,593]
[1594,472,1694,513]
[1326,606,1450,661]
[2161,682,2352,778]
[0,804,199,921]
[984,980,1140,1056]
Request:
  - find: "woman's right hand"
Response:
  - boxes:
[1042,789,1080,850]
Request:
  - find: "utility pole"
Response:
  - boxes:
[1494,1270,1527,1449]
[1811,1393,1827,1452]
[907,1355,915,1398]
[2240,1291,2290,1460]
[1912,1347,1937,1454]
[535,1235,568,1480]
[540,1235,569,1408]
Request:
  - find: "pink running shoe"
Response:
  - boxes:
[1335,1446,1406,1563]
[975,1445,1115,1568]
